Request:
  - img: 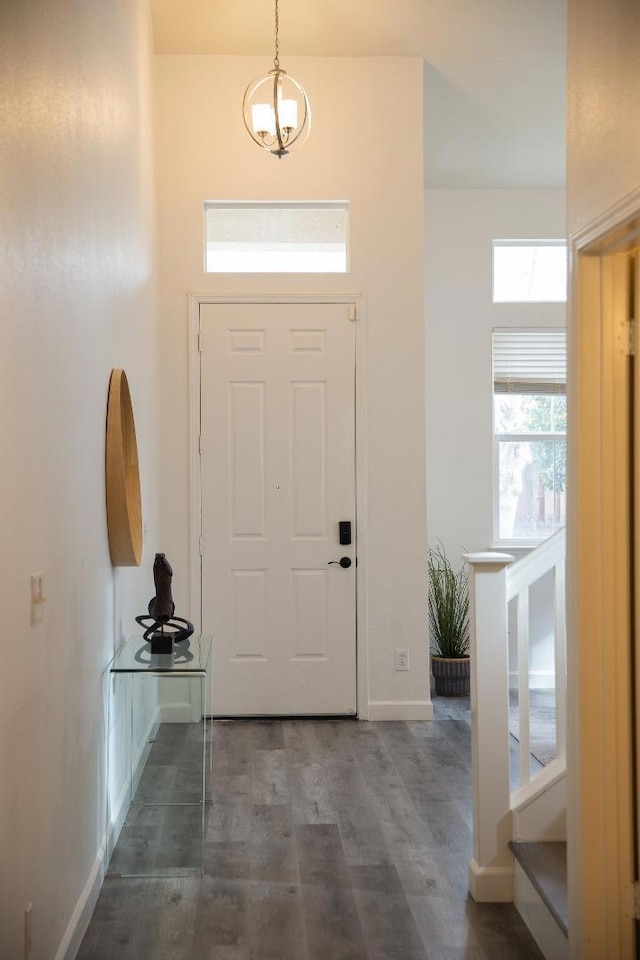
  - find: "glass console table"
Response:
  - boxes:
[107,634,211,878]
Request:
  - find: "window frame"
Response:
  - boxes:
[203,200,350,275]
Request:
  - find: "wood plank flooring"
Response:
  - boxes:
[77,699,544,960]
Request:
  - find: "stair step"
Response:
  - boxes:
[510,841,568,937]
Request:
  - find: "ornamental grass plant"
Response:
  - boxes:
[428,542,470,659]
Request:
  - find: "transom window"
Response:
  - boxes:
[204,201,349,273]
[492,240,567,303]
[493,328,567,543]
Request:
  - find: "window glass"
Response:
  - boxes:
[496,395,566,541]
[494,395,566,434]
[493,326,567,543]
[204,201,348,273]
[493,241,567,303]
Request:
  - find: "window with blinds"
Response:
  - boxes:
[493,328,566,394]
[493,327,567,542]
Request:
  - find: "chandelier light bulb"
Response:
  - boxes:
[251,102,276,138]
[242,0,311,158]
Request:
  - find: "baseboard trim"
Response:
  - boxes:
[56,706,160,960]
[159,703,197,723]
[468,858,514,902]
[54,847,105,960]
[367,700,433,721]
[107,706,161,862]
[508,670,556,690]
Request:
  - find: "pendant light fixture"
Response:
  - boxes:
[242,0,311,159]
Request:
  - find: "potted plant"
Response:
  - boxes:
[428,541,470,696]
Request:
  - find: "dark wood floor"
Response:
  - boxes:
[77,698,544,960]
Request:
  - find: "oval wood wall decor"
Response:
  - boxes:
[105,369,142,566]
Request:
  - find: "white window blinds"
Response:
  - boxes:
[493,328,566,395]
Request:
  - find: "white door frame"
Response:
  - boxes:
[187,292,370,719]
[568,188,640,958]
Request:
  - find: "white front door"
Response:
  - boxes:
[200,301,357,716]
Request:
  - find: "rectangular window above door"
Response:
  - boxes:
[204,201,349,273]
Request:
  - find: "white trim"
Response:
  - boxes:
[367,700,433,721]
[511,758,567,810]
[506,528,565,600]
[159,703,197,723]
[508,669,557,690]
[55,702,160,960]
[567,195,640,958]
[354,296,370,720]
[468,859,513,902]
[570,183,640,254]
[107,705,161,863]
[512,770,567,843]
[514,862,569,960]
[188,292,370,719]
[188,294,202,633]
[54,847,105,960]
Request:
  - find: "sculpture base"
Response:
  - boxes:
[149,633,173,655]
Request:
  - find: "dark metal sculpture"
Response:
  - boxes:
[135,553,194,654]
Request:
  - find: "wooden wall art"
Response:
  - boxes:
[105,369,142,566]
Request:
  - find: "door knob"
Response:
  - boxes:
[328,557,352,568]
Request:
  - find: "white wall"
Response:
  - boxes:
[154,55,429,719]
[0,3,160,958]
[425,189,566,563]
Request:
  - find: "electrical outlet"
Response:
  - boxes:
[24,903,33,959]
[395,648,409,671]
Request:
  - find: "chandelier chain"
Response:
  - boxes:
[274,0,280,69]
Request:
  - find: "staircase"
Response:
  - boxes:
[464,529,568,959]
[511,842,568,960]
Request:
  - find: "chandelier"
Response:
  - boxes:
[242,0,311,159]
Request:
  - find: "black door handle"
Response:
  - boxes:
[328,557,352,568]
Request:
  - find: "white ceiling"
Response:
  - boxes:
[150,0,566,188]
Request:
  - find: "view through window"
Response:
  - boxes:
[493,240,567,303]
[204,201,349,273]
[493,329,567,542]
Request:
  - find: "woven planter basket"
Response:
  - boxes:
[431,656,470,697]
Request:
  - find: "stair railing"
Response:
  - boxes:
[506,528,567,789]
[463,527,566,903]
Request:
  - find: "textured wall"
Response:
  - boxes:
[568,0,640,234]
[0,2,160,957]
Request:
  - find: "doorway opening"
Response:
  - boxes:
[570,196,640,956]
[188,294,369,718]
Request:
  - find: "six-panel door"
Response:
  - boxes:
[200,302,357,716]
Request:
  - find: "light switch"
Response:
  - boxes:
[30,573,46,626]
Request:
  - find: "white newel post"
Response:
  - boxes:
[463,551,515,903]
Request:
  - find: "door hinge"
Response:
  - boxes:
[199,435,204,454]
[349,304,358,322]
[197,330,203,352]
[634,881,640,919]
[623,317,636,356]
[199,536,204,556]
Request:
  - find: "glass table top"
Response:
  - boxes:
[110,634,212,675]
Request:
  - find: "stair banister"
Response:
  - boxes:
[463,550,515,903]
